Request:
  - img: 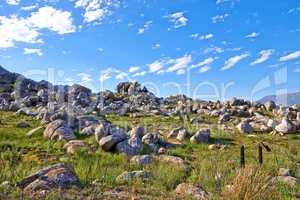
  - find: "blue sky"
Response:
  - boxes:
[0,0,300,100]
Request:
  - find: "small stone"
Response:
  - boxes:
[116,171,152,183]
[175,183,208,200]
[208,144,226,150]
[157,155,189,171]
[276,176,300,186]
[63,140,89,154]
[16,121,30,128]
[278,168,293,177]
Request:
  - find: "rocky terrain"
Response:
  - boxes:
[0,66,299,199]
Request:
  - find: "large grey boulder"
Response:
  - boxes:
[17,163,80,198]
[116,136,143,156]
[275,118,296,134]
[190,129,211,144]
[236,120,253,134]
[99,134,126,151]
[43,120,75,141]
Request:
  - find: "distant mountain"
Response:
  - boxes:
[258,92,300,105]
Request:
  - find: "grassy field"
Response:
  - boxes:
[0,111,299,199]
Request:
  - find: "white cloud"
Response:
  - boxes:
[152,43,161,49]
[279,51,300,62]
[148,59,167,73]
[6,0,20,5]
[24,48,43,56]
[190,33,213,40]
[203,46,224,54]
[246,32,259,38]
[74,0,120,23]
[250,49,274,65]
[191,57,215,68]
[78,72,92,83]
[0,7,76,48]
[99,67,131,82]
[212,14,229,23]
[221,53,249,70]
[199,66,211,73]
[129,66,140,73]
[98,47,104,52]
[115,72,128,80]
[28,6,76,34]
[167,55,192,72]
[165,12,188,28]
[21,4,38,11]
[132,71,146,77]
[0,16,42,48]
[138,20,152,34]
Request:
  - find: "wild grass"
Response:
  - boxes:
[0,111,299,199]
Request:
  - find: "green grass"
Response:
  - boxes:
[0,111,299,199]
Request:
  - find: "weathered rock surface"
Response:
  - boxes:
[43,120,75,141]
[17,163,80,198]
[175,183,208,200]
[63,140,89,154]
[236,120,253,134]
[130,155,152,166]
[190,129,210,144]
[99,133,126,151]
[157,155,189,171]
[116,171,152,183]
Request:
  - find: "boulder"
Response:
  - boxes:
[95,123,111,143]
[116,171,152,183]
[236,120,253,134]
[99,134,126,152]
[267,119,279,129]
[177,129,188,141]
[168,127,184,138]
[80,125,95,136]
[142,133,160,145]
[63,140,89,154]
[43,120,75,141]
[265,101,276,111]
[175,183,208,200]
[275,118,296,134]
[276,176,300,186]
[116,137,143,157]
[278,168,294,177]
[190,129,210,144]
[16,163,80,198]
[219,113,231,124]
[157,155,189,171]
[130,155,152,166]
[130,127,144,138]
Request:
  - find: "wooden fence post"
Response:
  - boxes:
[258,143,263,165]
[240,145,245,168]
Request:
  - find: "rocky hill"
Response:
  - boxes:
[258,92,300,106]
[0,65,300,199]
